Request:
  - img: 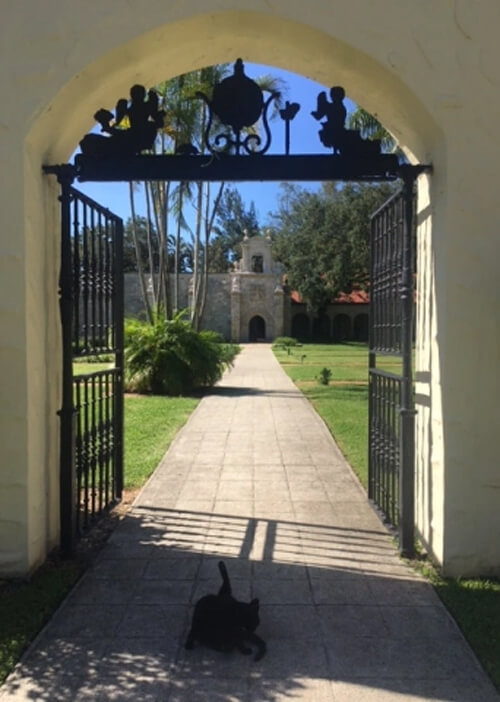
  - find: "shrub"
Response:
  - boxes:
[318,367,332,385]
[124,314,240,395]
[272,336,298,348]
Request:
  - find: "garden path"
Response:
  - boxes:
[1,344,498,701]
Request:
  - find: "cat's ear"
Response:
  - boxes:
[250,598,259,608]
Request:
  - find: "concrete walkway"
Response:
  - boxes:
[1,345,498,701]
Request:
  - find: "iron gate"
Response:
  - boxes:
[368,181,416,556]
[44,61,429,558]
[58,178,124,554]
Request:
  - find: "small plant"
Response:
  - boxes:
[273,336,299,355]
[318,367,332,385]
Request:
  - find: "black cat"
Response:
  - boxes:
[185,561,266,661]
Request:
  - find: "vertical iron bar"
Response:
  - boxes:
[82,202,89,352]
[398,171,417,557]
[114,217,124,498]
[57,173,77,557]
[90,207,96,350]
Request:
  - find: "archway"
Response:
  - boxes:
[9,3,500,578]
[312,313,331,341]
[291,313,310,340]
[333,313,351,342]
[354,313,369,342]
[249,315,266,342]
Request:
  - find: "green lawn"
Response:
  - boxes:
[124,394,199,488]
[273,341,500,692]
[274,342,371,485]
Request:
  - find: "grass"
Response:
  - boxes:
[273,341,500,692]
[273,342,371,486]
[124,394,199,488]
[0,561,81,685]
[0,389,200,685]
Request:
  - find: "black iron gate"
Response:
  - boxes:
[57,177,124,554]
[368,178,416,556]
[44,60,429,557]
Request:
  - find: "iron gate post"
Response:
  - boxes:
[398,167,418,558]
[56,169,77,557]
[114,217,124,499]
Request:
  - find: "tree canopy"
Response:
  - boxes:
[270,181,398,312]
[208,186,261,272]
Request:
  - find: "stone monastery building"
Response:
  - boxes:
[126,233,369,343]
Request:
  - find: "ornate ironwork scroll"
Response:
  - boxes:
[70,58,411,181]
[195,58,280,155]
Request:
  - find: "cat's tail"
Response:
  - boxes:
[218,560,231,595]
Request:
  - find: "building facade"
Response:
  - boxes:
[124,234,369,343]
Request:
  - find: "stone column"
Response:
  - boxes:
[230,275,241,342]
[273,282,285,339]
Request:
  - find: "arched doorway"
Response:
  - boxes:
[312,313,331,341]
[291,313,310,340]
[14,3,499,578]
[44,60,424,559]
[332,313,351,342]
[249,315,266,342]
[354,313,369,342]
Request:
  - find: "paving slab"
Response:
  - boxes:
[1,344,498,701]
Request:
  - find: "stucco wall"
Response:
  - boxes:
[1,0,499,575]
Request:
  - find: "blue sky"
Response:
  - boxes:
[75,63,355,228]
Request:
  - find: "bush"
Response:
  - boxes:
[272,336,299,348]
[124,314,240,395]
[318,367,332,385]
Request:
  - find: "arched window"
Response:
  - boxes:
[251,255,263,273]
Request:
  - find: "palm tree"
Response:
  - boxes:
[128,64,286,326]
[347,106,402,155]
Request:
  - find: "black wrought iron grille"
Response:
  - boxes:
[74,368,122,533]
[370,191,404,354]
[70,189,119,356]
[368,184,415,552]
[368,369,401,526]
[61,186,124,543]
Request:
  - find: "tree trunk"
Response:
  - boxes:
[128,182,152,323]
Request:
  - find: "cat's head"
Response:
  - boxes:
[245,597,260,632]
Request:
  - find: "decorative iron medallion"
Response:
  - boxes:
[196,58,280,155]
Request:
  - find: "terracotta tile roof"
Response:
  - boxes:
[290,288,369,304]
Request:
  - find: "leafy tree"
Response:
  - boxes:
[208,186,261,272]
[271,181,398,312]
[125,64,284,323]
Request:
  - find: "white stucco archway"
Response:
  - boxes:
[2,1,500,576]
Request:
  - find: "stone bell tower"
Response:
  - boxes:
[230,232,285,342]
